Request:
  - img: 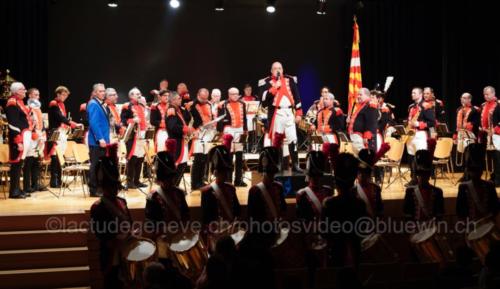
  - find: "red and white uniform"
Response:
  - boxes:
[219,100,247,152]
[150,102,169,152]
[120,101,148,159]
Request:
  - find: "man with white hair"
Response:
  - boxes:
[104,88,123,142]
[218,87,248,186]
[47,85,82,188]
[87,83,109,197]
[120,87,148,189]
[5,82,31,198]
[210,88,223,117]
[189,88,215,189]
[259,61,304,172]
[347,87,378,155]
[310,92,345,147]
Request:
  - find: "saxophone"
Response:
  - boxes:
[406,105,421,137]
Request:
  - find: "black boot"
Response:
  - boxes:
[9,162,26,198]
[50,156,61,188]
[31,157,42,191]
[234,151,247,187]
[135,157,147,188]
[281,149,290,172]
[289,143,303,173]
[405,155,417,187]
[191,154,205,190]
[126,156,136,189]
[23,156,33,192]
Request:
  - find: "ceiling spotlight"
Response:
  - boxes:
[107,0,118,8]
[316,0,327,15]
[215,0,224,11]
[169,0,180,9]
[266,0,276,13]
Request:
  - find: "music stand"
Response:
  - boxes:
[68,128,84,140]
[436,123,449,137]
[144,128,155,140]
[393,125,406,136]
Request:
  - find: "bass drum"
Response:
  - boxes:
[361,233,398,263]
[169,231,208,279]
[466,218,500,263]
[410,226,454,265]
[121,238,157,283]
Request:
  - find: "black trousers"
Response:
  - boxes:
[175,162,188,187]
[126,156,144,185]
[234,151,244,183]
[9,161,23,197]
[50,155,62,186]
[191,153,207,189]
[89,146,106,195]
[23,156,40,191]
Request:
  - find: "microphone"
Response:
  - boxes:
[276,71,281,80]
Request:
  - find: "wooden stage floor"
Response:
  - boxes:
[2,168,497,216]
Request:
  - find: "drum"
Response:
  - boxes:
[121,238,157,282]
[207,221,247,253]
[466,218,500,263]
[155,235,171,259]
[361,233,398,263]
[410,226,454,264]
[169,231,208,278]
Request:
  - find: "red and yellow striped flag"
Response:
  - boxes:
[347,16,362,117]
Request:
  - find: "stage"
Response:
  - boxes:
[0,168,493,216]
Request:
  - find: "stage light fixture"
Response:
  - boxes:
[169,0,180,9]
[266,0,276,13]
[316,0,327,15]
[215,0,224,11]
[107,0,118,8]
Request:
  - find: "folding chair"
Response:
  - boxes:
[375,137,408,188]
[61,143,90,197]
[0,143,10,199]
[433,137,454,184]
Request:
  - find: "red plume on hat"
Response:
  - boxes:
[427,138,437,157]
[272,132,285,148]
[165,139,177,159]
[105,143,119,161]
[375,142,391,163]
[322,142,339,167]
[222,134,233,151]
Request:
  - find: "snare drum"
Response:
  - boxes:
[169,231,208,278]
[467,219,500,263]
[410,226,454,264]
[361,233,398,263]
[121,238,157,282]
[207,222,247,253]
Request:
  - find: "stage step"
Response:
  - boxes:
[0,266,89,289]
[0,229,87,250]
[0,213,91,288]
[0,247,88,270]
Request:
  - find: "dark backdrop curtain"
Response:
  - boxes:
[0,0,48,107]
[1,0,499,132]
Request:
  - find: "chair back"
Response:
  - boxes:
[434,137,453,159]
[0,144,9,163]
[385,137,405,162]
[73,144,90,163]
[64,140,77,158]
